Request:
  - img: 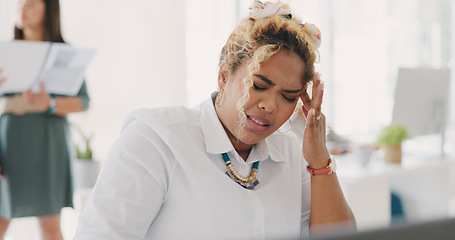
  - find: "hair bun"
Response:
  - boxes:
[249,0,291,20]
[300,23,322,49]
[249,1,322,49]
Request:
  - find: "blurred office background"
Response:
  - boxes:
[1,0,455,239]
[1,0,454,159]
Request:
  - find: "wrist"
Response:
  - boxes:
[306,153,331,169]
[307,158,336,176]
[47,95,57,114]
[307,161,329,170]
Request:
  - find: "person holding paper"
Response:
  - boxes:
[74,1,355,239]
[0,0,90,239]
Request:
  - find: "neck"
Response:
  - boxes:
[238,150,251,161]
[228,134,253,161]
[23,27,44,41]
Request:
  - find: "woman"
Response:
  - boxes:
[75,1,354,239]
[0,0,90,239]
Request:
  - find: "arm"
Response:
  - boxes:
[309,172,355,232]
[22,81,90,116]
[300,74,356,233]
[52,96,84,116]
[74,118,170,239]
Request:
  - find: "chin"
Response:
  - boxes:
[239,130,272,145]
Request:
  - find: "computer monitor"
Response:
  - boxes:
[311,217,455,240]
[392,68,451,155]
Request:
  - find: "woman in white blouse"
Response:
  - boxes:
[74,1,355,239]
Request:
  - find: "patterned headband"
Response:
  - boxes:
[249,0,321,49]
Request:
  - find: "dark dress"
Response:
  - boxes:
[0,82,90,219]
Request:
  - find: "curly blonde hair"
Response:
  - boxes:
[219,1,318,137]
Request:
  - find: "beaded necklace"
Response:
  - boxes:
[221,153,259,190]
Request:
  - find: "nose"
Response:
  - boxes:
[258,95,277,113]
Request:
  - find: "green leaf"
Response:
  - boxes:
[377,123,409,146]
[73,123,94,160]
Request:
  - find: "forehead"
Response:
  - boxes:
[21,0,43,3]
[20,0,45,6]
[257,51,306,87]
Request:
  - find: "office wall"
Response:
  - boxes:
[1,0,454,158]
[60,1,187,158]
[0,0,188,159]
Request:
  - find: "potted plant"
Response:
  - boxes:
[377,123,409,164]
[72,125,101,189]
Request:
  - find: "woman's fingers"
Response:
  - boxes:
[312,73,320,95]
[307,108,316,125]
[313,82,323,116]
[301,73,330,166]
[22,90,33,104]
[22,82,50,110]
[311,73,323,117]
[39,82,47,95]
[300,73,324,119]
[22,90,43,108]
[300,90,312,111]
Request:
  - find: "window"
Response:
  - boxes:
[329,0,453,138]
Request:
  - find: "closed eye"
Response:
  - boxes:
[253,83,267,91]
[282,94,298,103]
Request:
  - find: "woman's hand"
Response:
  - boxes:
[22,82,51,112]
[300,73,331,169]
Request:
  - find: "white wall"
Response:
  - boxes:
[1,0,454,159]
[60,0,187,159]
[0,0,16,40]
[185,0,237,107]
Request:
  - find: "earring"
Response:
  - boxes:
[277,118,292,133]
[215,89,224,107]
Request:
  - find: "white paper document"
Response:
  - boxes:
[0,40,95,96]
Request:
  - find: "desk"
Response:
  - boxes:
[337,153,455,230]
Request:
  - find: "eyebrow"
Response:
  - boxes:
[254,74,303,93]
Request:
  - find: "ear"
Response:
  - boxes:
[218,63,229,89]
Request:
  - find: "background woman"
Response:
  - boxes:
[0,0,90,239]
[75,1,354,239]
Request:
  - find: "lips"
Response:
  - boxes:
[247,114,271,131]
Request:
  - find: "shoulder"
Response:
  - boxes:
[107,106,203,178]
[267,131,301,153]
[126,106,200,126]
[120,105,202,140]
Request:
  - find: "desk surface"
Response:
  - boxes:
[335,151,455,230]
[336,151,455,179]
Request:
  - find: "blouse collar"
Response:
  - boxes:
[199,93,288,164]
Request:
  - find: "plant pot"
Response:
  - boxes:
[72,159,101,189]
[384,144,402,164]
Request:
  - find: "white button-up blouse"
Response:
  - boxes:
[74,96,311,240]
